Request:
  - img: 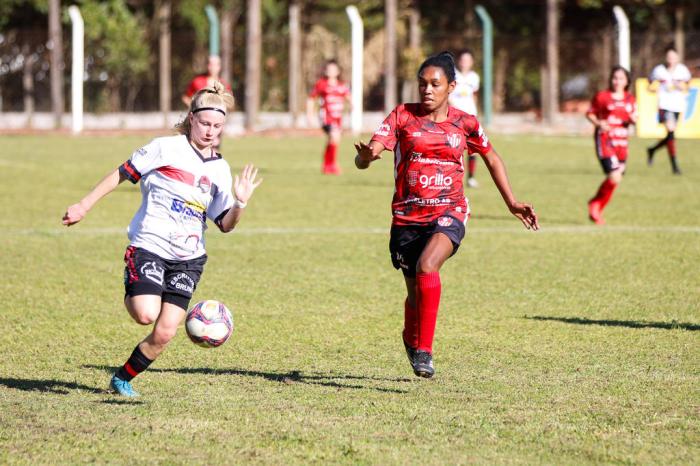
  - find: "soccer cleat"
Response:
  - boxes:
[413,350,435,378]
[466,177,479,188]
[672,168,682,175]
[403,338,417,368]
[588,200,605,225]
[110,374,139,397]
[646,147,655,166]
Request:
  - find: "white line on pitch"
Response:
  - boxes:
[5,225,700,237]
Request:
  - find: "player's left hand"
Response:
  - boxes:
[233,164,262,205]
[62,203,87,226]
[509,201,539,231]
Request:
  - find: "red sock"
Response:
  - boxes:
[467,155,477,177]
[322,144,333,170]
[403,299,419,349]
[598,178,617,210]
[591,178,616,206]
[667,138,676,157]
[416,272,441,353]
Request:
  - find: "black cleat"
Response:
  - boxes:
[403,338,417,371]
[673,167,682,175]
[413,350,435,378]
[646,147,654,166]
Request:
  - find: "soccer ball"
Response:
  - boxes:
[185,300,233,348]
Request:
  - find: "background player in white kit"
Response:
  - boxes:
[449,49,481,188]
[647,46,691,175]
[62,83,262,397]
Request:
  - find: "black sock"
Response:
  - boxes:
[650,133,670,152]
[116,345,153,381]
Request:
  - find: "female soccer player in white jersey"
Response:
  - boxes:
[354,52,538,378]
[647,46,691,175]
[449,49,481,188]
[62,82,262,397]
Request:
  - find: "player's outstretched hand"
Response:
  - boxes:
[509,201,539,231]
[354,140,382,166]
[233,164,263,205]
[62,203,87,226]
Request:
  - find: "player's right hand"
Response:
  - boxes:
[62,203,87,226]
[354,141,382,164]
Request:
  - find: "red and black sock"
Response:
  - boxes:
[403,299,419,349]
[467,154,477,178]
[322,144,333,170]
[116,344,153,382]
[651,133,671,152]
[416,272,441,354]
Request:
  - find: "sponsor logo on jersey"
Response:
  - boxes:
[136,147,147,156]
[171,198,205,221]
[375,123,391,137]
[419,173,453,189]
[198,176,211,193]
[140,261,164,285]
[170,272,195,294]
[437,216,453,227]
[446,133,461,148]
[412,131,422,137]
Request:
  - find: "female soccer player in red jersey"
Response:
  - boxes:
[307,60,351,174]
[62,82,262,397]
[586,66,637,225]
[354,52,539,378]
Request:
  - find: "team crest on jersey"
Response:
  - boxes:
[446,133,461,148]
[375,123,391,137]
[407,170,419,187]
[437,216,453,227]
[198,175,211,193]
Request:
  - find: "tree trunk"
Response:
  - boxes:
[48,0,64,128]
[384,0,397,112]
[674,4,685,61]
[221,2,242,87]
[493,47,508,113]
[288,0,301,125]
[22,44,35,127]
[245,0,261,131]
[158,0,172,124]
[543,0,559,123]
[601,25,611,90]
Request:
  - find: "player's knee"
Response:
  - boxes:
[609,170,623,184]
[132,311,157,326]
[151,326,177,346]
[416,257,440,274]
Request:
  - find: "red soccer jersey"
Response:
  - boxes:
[587,90,636,148]
[185,74,232,98]
[310,78,350,124]
[371,103,493,226]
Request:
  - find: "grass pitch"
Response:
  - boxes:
[0,132,698,464]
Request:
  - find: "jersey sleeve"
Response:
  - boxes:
[208,167,235,228]
[370,106,401,151]
[471,73,480,92]
[464,118,492,156]
[119,138,164,184]
[309,80,323,98]
[587,92,601,116]
[678,64,692,82]
[185,77,199,98]
[649,65,663,82]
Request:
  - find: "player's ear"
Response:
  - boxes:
[447,80,456,93]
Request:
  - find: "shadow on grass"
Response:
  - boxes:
[525,315,700,331]
[100,399,144,405]
[0,377,106,395]
[84,365,410,394]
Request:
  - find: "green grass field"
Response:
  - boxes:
[1,132,698,464]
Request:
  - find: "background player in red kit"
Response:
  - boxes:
[354,52,539,378]
[586,66,637,225]
[307,60,351,174]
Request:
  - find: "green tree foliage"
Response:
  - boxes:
[78,0,149,111]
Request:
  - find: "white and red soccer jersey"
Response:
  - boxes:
[587,90,636,160]
[449,70,480,116]
[119,135,235,261]
[371,103,493,226]
[649,64,691,113]
[309,78,350,126]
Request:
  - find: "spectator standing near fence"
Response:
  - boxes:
[449,49,481,188]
